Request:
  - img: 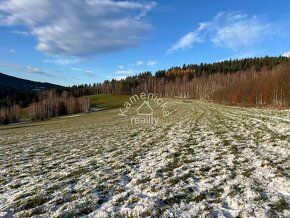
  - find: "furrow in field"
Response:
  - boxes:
[0,99,289,218]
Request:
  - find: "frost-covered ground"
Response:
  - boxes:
[0,99,289,217]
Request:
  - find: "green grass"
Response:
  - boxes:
[2,94,128,128]
[19,107,29,119]
[18,194,51,210]
[90,94,130,109]
[17,94,129,121]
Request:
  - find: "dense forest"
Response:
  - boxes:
[0,72,63,107]
[72,56,290,106]
[0,56,289,124]
[0,91,90,124]
[0,105,20,125]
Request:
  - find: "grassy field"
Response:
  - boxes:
[90,94,130,109]
[18,94,129,120]
[0,96,289,217]
[19,107,29,120]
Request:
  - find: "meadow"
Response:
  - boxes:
[0,96,289,217]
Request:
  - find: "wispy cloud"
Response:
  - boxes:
[167,23,207,54]
[282,51,290,58]
[44,58,79,65]
[71,67,82,71]
[0,0,156,57]
[217,49,268,62]
[136,61,144,66]
[168,12,276,54]
[0,62,52,76]
[211,12,272,50]
[84,70,96,77]
[11,30,31,36]
[110,59,157,81]
[147,60,157,66]
[114,64,140,79]
[115,69,136,74]
[136,60,157,66]
[26,66,50,75]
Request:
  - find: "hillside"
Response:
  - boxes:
[0,72,62,93]
[0,72,64,107]
[72,56,290,107]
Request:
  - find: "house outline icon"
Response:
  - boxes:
[137,101,154,116]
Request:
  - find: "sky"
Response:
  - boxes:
[0,0,290,86]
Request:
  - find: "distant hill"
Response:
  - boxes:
[0,72,64,107]
[0,72,63,93]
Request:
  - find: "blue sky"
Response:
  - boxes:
[0,0,290,86]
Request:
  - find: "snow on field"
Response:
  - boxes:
[0,100,289,217]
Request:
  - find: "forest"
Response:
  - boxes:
[0,56,289,124]
[0,90,90,124]
[72,56,290,105]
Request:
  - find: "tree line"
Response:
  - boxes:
[0,90,90,124]
[0,56,289,124]
[0,105,20,125]
[69,56,290,106]
[28,90,90,121]
[212,65,290,106]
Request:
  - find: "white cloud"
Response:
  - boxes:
[44,58,79,65]
[147,60,156,66]
[11,30,30,36]
[136,60,156,66]
[0,62,52,76]
[211,12,272,50]
[110,60,157,80]
[71,67,82,71]
[282,51,290,58]
[136,61,144,66]
[115,69,135,74]
[168,12,274,53]
[26,66,46,74]
[0,0,156,57]
[84,70,95,77]
[167,25,205,54]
